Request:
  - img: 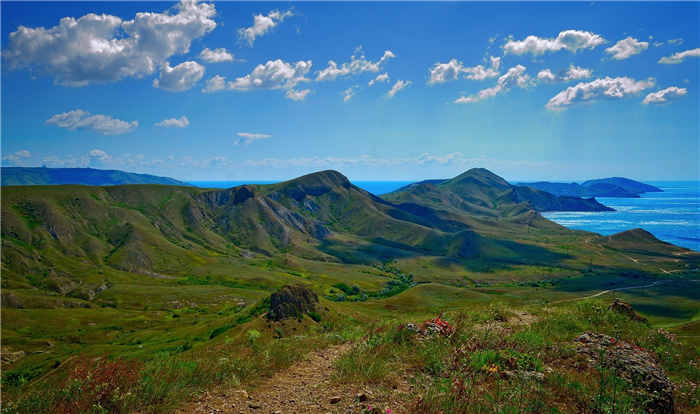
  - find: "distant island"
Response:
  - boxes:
[515,177,663,198]
[1,167,192,187]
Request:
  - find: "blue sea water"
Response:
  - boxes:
[542,182,700,252]
[186,180,413,195]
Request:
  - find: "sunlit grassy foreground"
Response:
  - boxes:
[3,298,699,414]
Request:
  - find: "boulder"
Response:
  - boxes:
[575,332,674,413]
[610,298,648,323]
[267,284,319,321]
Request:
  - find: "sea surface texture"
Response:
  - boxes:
[543,182,700,252]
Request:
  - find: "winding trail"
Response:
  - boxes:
[175,342,411,414]
[548,280,673,305]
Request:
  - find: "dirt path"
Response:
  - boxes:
[175,343,410,414]
[548,280,672,305]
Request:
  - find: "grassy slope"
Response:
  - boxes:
[1,172,698,412]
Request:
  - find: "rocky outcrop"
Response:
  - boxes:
[610,298,648,323]
[575,332,674,413]
[267,284,319,321]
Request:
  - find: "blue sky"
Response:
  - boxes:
[1,1,698,182]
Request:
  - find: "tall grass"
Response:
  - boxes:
[1,321,359,414]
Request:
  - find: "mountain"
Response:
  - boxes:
[581,177,663,194]
[515,177,662,198]
[385,168,613,218]
[3,168,698,403]
[515,181,641,198]
[1,167,193,187]
[3,168,694,295]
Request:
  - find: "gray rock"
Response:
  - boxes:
[267,285,319,321]
[575,331,674,414]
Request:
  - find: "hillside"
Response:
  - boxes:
[582,177,663,194]
[1,167,192,187]
[516,177,662,198]
[2,169,699,414]
[384,168,613,219]
[516,181,642,198]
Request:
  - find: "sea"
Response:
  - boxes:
[187,180,700,253]
[542,182,700,252]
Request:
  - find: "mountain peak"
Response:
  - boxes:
[443,168,512,190]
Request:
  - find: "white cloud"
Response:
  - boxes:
[343,85,360,102]
[155,116,189,128]
[427,57,500,86]
[605,37,648,60]
[42,150,167,168]
[455,65,529,104]
[653,42,664,47]
[368,72,389,86]
[205,60,311,93]
[285,89,312,101]
[152,61,205,92]
[316,47,395,82]
[46,109,138,135]
[235,132,273,146]
[88,149,112,161]
[2,150,32,164]
[1,0,216,86]
[386,79,411,98]
[537,65,593,83]
[658,48,700,64]
[504,30,605,56]
[199,48,234,63]
[237,9,293,47]
[242,153,550,170]
[667,39,683,45]
[546,76,656,111]
[202,74,227,93]
[642,87,687,105]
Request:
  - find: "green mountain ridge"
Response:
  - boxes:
[1,167,193,187]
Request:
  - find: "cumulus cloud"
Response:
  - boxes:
[504,30,605,56]
[46,109,138,135]
[235,132,273,146]
[642,87,687,105]
[368,72,389,86]
[537,65,593,83]
[237,9,293,47]
[88,149,112,161]
[285,89,312,101]
[658,48,700,64]
[152,61,205,92]
[155,116,189,128]
[2,150,32,164]
[204,60,312,93]
[316,47,394,82]
[343,85,360,102]
[202,75,227,93]
[1,0,217,86]
[199,48,234,63]
[455,65,529,104]
[427,57,500,86]
[386,79,411,98]
[605,37,648,60]
[546,77,655,111]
